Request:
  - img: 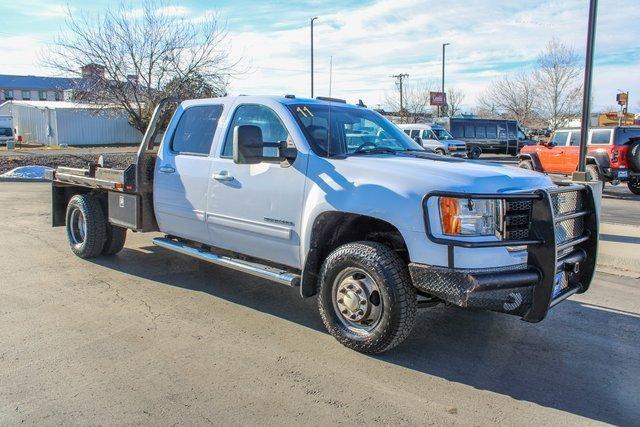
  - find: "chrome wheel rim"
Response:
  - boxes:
[332,267,383,333]
[69,208,86,245]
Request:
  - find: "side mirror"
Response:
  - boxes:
[233,125,298,165]
[233,125,264,164]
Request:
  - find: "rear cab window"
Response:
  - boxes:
[171,105,223,156]
[589,129,612,145]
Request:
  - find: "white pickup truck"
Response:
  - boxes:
[48,95,599,353]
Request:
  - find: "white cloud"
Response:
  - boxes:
[225,0,640,111]
[1,0,638,113]
[156,6,190,17]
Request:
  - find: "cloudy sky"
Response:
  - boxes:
[0,0,638,112]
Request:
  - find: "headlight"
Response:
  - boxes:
[439,197,502,236]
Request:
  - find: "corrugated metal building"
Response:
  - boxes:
[0,101,142,146]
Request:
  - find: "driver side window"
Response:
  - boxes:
[551,131,569,146]
[222,104,289,158]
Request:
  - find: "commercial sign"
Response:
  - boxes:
[430,91,447,106]
[616,92,628,106]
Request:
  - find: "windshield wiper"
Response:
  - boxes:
[351,147,398,156]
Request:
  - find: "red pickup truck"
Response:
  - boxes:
[518,126,640,194]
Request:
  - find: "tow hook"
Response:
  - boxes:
[565,261,580,274]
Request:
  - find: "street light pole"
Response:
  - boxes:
[310,17,318,98]
[441,43,450,118]
[576,0,598,176]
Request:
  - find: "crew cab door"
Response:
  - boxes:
[541,131,569,173]
[153,104,224,242]
[206,103,308,268]
[420,129,440,150]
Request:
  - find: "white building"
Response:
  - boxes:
[0,101,142,146]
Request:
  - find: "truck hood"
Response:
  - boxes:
[333,153,554,194]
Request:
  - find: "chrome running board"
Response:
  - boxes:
[152,237,300,287]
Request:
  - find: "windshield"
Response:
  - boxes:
[432,128,453,140]
[0,128,12,137]
[289,104,423,156]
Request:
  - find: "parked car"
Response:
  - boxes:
[0,115,13,146]
[518,126,640,194]
[397,123,466,156]
[443,118,536,158]
[47,95,599,354]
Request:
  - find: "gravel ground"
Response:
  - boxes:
[0,146,137,174]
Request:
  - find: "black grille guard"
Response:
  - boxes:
[421,183,599,322]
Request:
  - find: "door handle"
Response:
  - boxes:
[159,165,175,174]
[213,171,234,181]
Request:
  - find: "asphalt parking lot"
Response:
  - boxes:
[1,182,639,425]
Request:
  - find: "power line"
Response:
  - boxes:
[390,73,409,123]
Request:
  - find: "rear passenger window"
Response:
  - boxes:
[171,105,223,155]
[403,129,411,136]
[569,131,581,146]
[475,126,486,138]
[464,125,475,138]
[590,129,611,145]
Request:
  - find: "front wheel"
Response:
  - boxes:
[467,146,482,159]
[628,177,640,195]
[317,241,417,354]
[435,148,446,156]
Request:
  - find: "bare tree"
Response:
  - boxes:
[445,88,465,117]
[534,38,582,130]
[477,71,538,127]
[42,1,239,132]
[385,82,437,123]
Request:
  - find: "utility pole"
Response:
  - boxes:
[575,0,597,177]
[440,42,450,118]
[391,73,409,123]
[310,17,318,98]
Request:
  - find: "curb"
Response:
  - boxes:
[0,178,51,183]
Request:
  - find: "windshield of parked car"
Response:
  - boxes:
[288,104,424,157]
[432,128,454,140]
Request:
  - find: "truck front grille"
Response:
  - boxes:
[503,199,532,241]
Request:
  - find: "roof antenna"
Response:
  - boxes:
[327,56,333,158]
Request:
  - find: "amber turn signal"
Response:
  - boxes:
[439,197,461,235]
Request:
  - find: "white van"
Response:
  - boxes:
[397,123,466,156]
[0,115,14,146]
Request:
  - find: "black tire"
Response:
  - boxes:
[519,159,534,170]
[468,146,481,159]
[628,177,640,195]
[317,241,417,354]
[65,194,107,259]
[629,141,640,173]
[102,223,127,255]
[435,148,446,156]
